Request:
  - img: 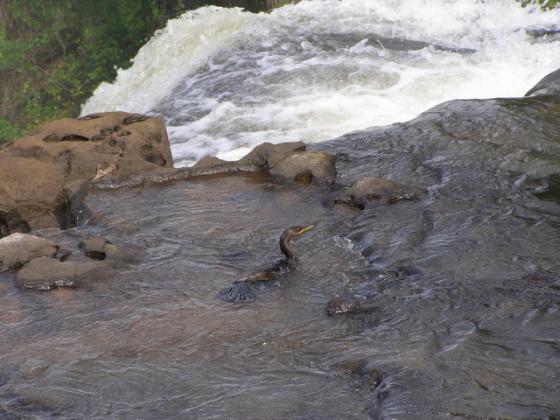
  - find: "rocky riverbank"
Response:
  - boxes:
[0,68,559,417]
[1,66,559,292]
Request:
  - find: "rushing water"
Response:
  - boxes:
[3,93,560,417]
[82,0,560,166]
[2,1,560,419]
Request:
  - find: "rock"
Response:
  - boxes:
[333,359,383,390]
[192,155,228,169]
[0,211,30,238]
[193,142,306,171]
[0,112,173,232]
[190,142,336,187]
[21,360,50,379]
[361,366,383,389]
[238,141,306,168]
[79,237,111,260]
[325,296,379,316]
[56,248,72,261]
[104,243,143,263]
[334,176,423,209]
[269,151,337,187]
[0,233,58,272]
[15,257,105,290]
[525,68,560,97]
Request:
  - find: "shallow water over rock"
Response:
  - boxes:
[2,94,560,418]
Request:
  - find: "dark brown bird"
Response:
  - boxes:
[218,225,314,303]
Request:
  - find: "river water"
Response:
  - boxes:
[2,1,560,419]
[82,0,560,166]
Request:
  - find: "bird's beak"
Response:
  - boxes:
[296,224,315,236]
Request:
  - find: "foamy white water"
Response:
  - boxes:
[81,0,560,166]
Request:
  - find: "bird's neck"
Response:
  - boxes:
[279,235,295,259]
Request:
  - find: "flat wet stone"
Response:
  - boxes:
[0,233,58,272]
[15,257,106,290]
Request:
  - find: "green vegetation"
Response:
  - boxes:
[0,0,189,142]
[0,0,556,142]
[522,0,560,7]
[537,0,560,7]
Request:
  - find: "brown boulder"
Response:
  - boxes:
[238,141,306,168]
[0,112,173,234]
[15,257,106,290]
[0,233,58,271]
[193,142,306,171]
[269,151,337,187]
[192,155,228,169]
[192,142,336,187]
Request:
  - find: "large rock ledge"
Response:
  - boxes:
[89,141,338,191]
[0,112,172,235]
[525,68,560,97]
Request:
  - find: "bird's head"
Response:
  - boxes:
[284,224,315,240]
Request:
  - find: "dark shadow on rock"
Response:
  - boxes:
[525,67,560,97]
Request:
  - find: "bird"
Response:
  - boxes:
[218,225,315,303]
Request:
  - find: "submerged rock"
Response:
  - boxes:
[334,175,423,209]
[15,257,106,290]
[0,112,172,231]
[525,68,560,97]
[0,233,58,272]
[104,243,144,263]
[79,237,111,260]
[333,359,383,390]
[325,296,379,316]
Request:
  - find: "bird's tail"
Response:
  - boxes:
[218,281,256,303]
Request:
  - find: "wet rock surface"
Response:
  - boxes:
[525,68,560,97]
[269,151,337,187]
[0,112,172,232]
[325,296,379,316]
[14,257,106,290]
[333,359,383,390]
[0,233,58,272]
[237,141,306,168]
[79,237,111,260]
[93,141,337,190]
[189,141,306,172]
[193,141,337,187]
[1,91,560,417]
[334,175,423,209]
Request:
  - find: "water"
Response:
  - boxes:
[3,95,560,418]
[2,1,560,418]
[81,0,560,166]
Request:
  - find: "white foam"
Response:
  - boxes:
[81,7,252,115]
[81,0,560,166]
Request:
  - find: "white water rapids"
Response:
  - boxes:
[81,0,560,167]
